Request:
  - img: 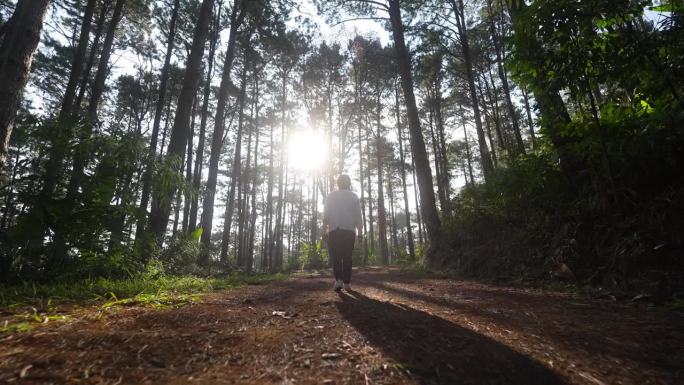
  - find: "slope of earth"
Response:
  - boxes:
[1,268,682,385]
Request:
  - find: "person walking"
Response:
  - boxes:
[323,174,363,292]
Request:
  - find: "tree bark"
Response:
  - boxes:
[66,0,126,201]
[477,74,499,167]
[450,0,494,181]
[461,107,475,184]
[135,0,180,246]
[148,0,213,246]
[247,74,261,271]
[263,113,275,270]
[190,4,222,232]
[182,95,197,232]
[357,108,369,264]
[387,171,399,262]
[410,153,425,245]
[388,0,441,248]
[395,82,415,261]
[483,69,506,154]
[73,1,109,116]
[522,87,536,149]
[365,136,375,257]
[0,0,50,172]
[199,0,244,265]
[60,0,96,120]
[487,0,524,155]
[374,90,389,265]
[237,74,255,267]
[427,102,447,210]
[219,58,248,265]
[41,0,107,203]
[431,71,451,214]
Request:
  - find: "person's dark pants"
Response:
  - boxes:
[328,229,355,284]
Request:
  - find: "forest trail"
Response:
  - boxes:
[1,268,682,385]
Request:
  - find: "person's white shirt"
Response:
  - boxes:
[323,189,362,234]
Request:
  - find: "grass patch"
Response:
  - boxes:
[100,292,203,310]
[0,272,287,309]
[664,299,684,312]
[400,264,462,280]
[0,321,33,333]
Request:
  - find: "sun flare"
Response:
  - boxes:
[288,130,327,172]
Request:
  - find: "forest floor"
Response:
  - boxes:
[1,267,682,385]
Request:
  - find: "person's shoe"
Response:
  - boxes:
[343,283,352,291]
[333,280,343,292]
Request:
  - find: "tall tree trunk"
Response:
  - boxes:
[73,2,109,115]
[275,162,289,270]
[309,176,318,265]
[387,172,399,262]
[375,92,389,265]
[60,0,96,120]
[477,74,499,167]
[148,0,213,247]
[0,0,50,172]
[1,152,21,230]
[487,0,525,155]
[190,4,222,231]
[219,59,248,265]
[427,103,446,210]
[235,161,245,266]
[410,154,425,245]
[247,75,261,271]
[357,112,369,265]
[263,113,275,270]
[395,82,415,261]
[198,0,244,265]
[159,98,172,155]
[41,0,107,203]
[171,187,182,234]
[522,87,536,149]
[354,62,369,264]
[8,0,63,257]
[388,0,441,250]
[182,95,197,232]
[365,136,375,257]
[375,134,388,265]
[271,70,289,271]
[450,0,494,181]
[135,0,180,246]
[66,0,126,201]
[50,0,124,260]
[461,108,476,184]
[432,76,451,214]
[326,84,335,194]
[237,84,254,268]
[286,176,295,265]
[483,69,506,154]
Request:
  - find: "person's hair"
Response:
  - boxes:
[337,174,351,190]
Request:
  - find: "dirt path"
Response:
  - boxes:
[1,268,682,385]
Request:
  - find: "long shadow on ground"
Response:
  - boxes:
[335,290,566,385]
[359,278,684,380]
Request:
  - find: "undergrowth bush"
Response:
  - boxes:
[299,240,329,270]
[0,262,286,308]
[447,154,566,241]
[442,121,684,294]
